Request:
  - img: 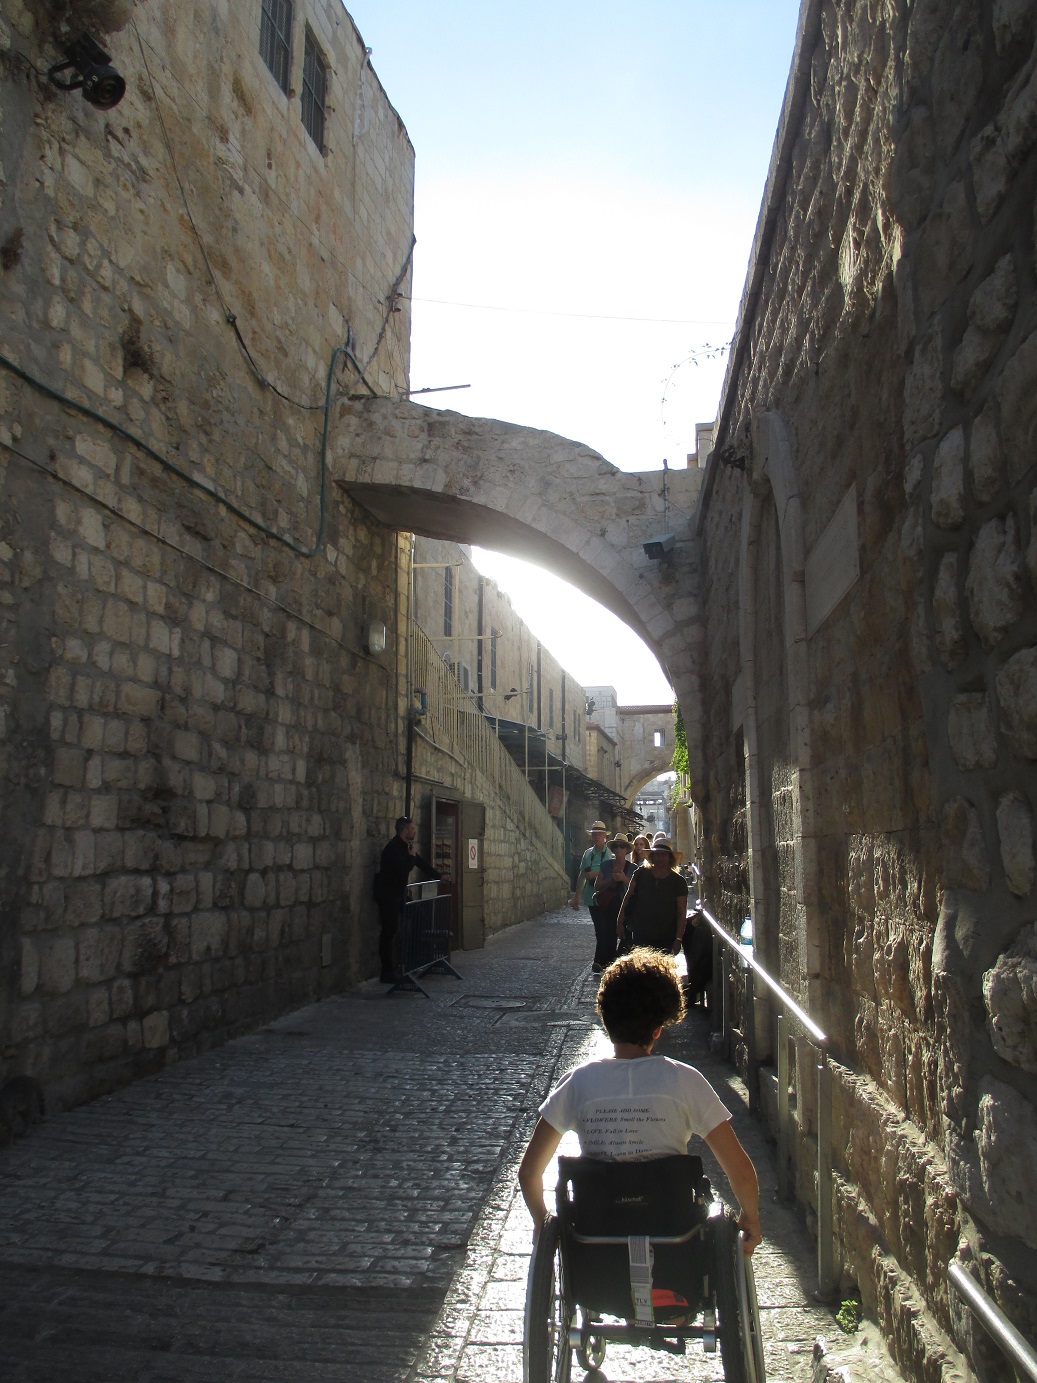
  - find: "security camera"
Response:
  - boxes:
[643,533,676,560]
[48,34,126,111]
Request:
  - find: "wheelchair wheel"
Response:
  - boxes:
[712,1210,765,1383]
[736,1228,766,1382]
[524,1215,572,1383]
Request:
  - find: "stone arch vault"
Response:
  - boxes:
[332,397,706,795]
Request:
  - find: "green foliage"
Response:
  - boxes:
[835,1297,862,1334]
[671,702,689,778]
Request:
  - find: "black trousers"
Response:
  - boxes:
[590,904,619,969]
[378,895,404,973]
[682,918,714,999]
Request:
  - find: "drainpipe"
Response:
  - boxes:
[476,575,485,710]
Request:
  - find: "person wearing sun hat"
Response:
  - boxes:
[589,834,636,972]
[571,821,610,910]
[570,820,612,966]
[615,836,689,955]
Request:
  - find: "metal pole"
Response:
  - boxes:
[817,1049,836,1298]
[744,963,758,1115]
[404,711,414,818]
[949,1263,1037,1382]
[777,1012,790,1201]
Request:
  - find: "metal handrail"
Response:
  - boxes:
[692,902,836,1297]
[694,904,827,1045]
[949,1263,1037,1382]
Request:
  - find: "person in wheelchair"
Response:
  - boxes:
[519,948,762,1257]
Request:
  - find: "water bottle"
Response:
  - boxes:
[739,915,753,967]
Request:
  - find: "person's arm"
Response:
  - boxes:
[412,851,440,879]
[671,891,688,955]
[615,869,638,933]
[704,1119,762,1254]
[518,1117,564,1237]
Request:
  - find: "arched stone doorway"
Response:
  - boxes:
[738,411,820,1006]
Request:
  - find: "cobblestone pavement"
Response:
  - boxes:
[0,907,904,1382]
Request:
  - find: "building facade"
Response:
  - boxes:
[698,2,1037,1378]
[0,0,414,1107]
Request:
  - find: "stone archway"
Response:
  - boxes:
[332,396,709,798]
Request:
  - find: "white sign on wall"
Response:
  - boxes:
[468,839,479,870]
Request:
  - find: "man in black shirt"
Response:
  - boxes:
[376,815,440,982]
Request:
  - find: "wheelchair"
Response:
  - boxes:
[524,1154,766,1382]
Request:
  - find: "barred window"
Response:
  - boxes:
[548,687,554,729]
[489,629,498,691]
[260,0,292,94]
[527,663,534,714]
[302,29,328,151]
[443,566,454,637]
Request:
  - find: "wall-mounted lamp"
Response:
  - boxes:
[48,34,126,110]
[364,619,386,656]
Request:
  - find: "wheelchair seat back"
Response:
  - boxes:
[556,1154,710,1321]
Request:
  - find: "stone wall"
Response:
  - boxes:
[700,1,1037,1379]
[0,0,415,1107]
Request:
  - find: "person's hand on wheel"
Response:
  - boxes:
[737,1210,763,1255]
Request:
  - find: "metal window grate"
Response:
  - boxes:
[260,0,292,94]
[302,29,328,151]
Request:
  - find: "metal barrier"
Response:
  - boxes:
[948,1262,1037,1382]
[388,882,461,998]
[694,903,836,1299]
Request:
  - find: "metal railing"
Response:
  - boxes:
[410,626,566,872]
[694,903,836,1298]
[388,882,461,998]
[695,905,1037,1370]
[948,1262,1037,1382]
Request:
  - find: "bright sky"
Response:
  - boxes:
[344,0,802,702]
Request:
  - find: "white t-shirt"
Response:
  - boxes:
[539,1056,730,1160]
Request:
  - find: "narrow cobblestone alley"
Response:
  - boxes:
[0,909,903,1382]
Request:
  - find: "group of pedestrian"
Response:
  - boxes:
[571,821,711,994]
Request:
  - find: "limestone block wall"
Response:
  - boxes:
[0,0,415,1108]
[700,1,1037,1379]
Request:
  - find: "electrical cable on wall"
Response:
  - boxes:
[0,433,391,682]
[0,348,339,557]
[131,23,401,324]
[133,23,325,411]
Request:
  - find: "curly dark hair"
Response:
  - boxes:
[596,948,686,1046]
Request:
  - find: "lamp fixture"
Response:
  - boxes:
[48,33,126,111]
